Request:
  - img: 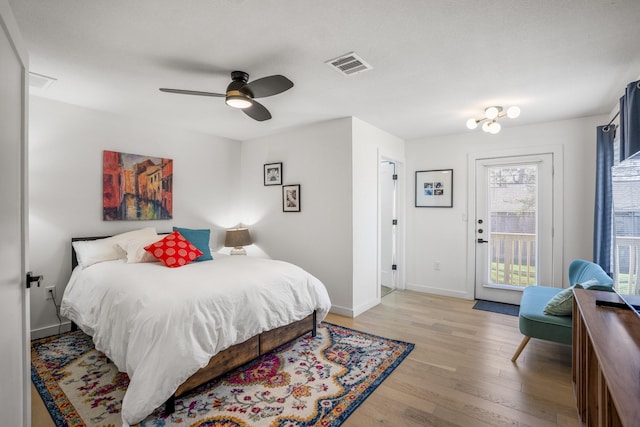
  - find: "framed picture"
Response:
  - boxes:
[103,150,173,220]
[282,184,301,212]
[415,169,453,207]
[264,162,282,186]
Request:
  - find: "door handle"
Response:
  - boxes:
[26,271,43,288]
[477,238,488,244]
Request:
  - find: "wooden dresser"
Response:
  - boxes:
[572,289,640,426]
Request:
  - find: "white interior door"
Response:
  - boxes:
[380,160,397,290]
[0,2,30,425]
[474,154,554,305]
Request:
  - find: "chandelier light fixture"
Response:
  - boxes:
[466,106,521,134]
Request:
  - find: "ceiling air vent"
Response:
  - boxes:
[325,52,372,76]
[29,72,57,91]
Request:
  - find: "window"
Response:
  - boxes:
[611,138,640,294]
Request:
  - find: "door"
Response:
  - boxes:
[0,2,30,426]
[380,160,397,293]
[474,154,554,305]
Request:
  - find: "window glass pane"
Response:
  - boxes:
[487,165,537,286]
[612,150,640,295]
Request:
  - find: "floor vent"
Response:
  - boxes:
[29,72,57,91]
[325,52,372,76]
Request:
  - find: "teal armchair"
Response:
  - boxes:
[511,259,614,362]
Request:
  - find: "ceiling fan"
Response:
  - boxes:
[159,71,293,121]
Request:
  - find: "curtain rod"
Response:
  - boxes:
[603,80,638,130]
[603,110,620,131]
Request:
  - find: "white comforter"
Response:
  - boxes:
[60,254,332,426]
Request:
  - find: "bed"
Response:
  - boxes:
[60,231,332,426]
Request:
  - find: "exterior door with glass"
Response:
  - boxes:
[475,154,554,305]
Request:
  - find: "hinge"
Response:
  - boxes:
[392,174,397,180]
[392,264,397,270]
[392,219,397,225]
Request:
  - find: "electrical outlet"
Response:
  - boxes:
[45,286,56,301]
[434,261,440,271]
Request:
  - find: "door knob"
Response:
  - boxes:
[477,238,488,244]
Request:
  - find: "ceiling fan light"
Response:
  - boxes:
[507,106,521,119]
[225,95,252,109]
[466,118,478,130]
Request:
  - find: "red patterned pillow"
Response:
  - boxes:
[144,231,203,268]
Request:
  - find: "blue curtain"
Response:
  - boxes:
[620,79,640,161]
[593,125,615,274]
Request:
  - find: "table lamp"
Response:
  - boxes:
[224,228,252,255]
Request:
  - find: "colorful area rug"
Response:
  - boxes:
[32,323,414,427]
[473,299,520,316]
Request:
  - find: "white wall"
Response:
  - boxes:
[352,118,405,315]
[29,96,241,337]
[405,115,607,300]
[239,118,354,313]
[239,117,405,317]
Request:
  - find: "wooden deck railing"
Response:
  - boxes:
[487,233,640,291]
[489,232,536,287]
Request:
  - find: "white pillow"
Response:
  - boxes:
[116,235,163,263]
[72,227,158,268]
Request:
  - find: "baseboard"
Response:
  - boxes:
[329,304,354,318]
[406,283,473,300]
[353,298,380,317]
[31,321,73,340]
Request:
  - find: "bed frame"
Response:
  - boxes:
[70,236,317,415]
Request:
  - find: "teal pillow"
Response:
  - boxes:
[172,227,213,261]
[543,284,583,316]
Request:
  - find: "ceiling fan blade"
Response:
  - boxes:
[159,88,225,97]
[243,100,272,121]
[244,75,293,98]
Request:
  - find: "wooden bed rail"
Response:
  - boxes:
[165,311,317,414]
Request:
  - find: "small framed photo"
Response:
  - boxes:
[264,162,282,186]
[283,184,301,212]
[415,169,453,207]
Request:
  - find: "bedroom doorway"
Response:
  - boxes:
[380,159,398,297]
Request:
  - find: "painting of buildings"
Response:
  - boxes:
[102,150,173,220]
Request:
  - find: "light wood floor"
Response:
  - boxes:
[32,291,578,426]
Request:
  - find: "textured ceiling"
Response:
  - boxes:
[10,0,640,141]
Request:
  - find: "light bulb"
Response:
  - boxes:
[482,121,491,132]
[485,106,500,120]
[226,96,252,109]
[507,106,521,119]
[466,118,478,130]
[488,121,501,134]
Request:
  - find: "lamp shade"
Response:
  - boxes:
[224,228,252,247]
[485,106,500,120]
